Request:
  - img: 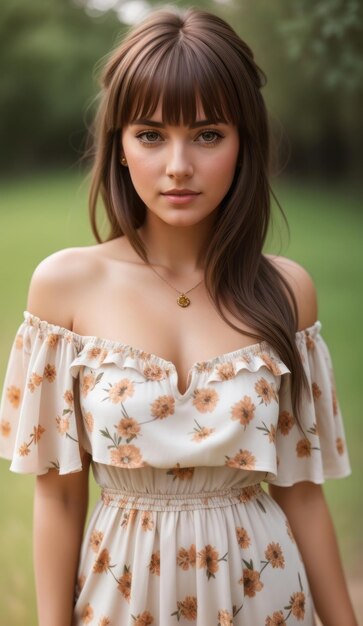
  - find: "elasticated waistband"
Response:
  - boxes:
[100,483,264,511]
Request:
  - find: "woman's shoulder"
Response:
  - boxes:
[264,254,318,331]
[26,244,107,331]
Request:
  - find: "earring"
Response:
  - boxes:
[121,156,128,167]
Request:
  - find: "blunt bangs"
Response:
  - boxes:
[116,35,241,129]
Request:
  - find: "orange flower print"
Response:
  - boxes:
[116,417,141,440]
[131,611,154,626]
[240,566,263,597]
[126,347,150,361]
[81,603,94,623]
[296,438,312,457]
[17,425,46,457]
[193,426,215,442]
[108,378,135,403]
[76,573,86,596]
[230,395,256,429]
[110,444,145,468]
[87,346,108,363]
[255,377,277,405]
[265,610,287,625]
[260,353,282,376]
[257,421,276,443]
[117,564,132,602]
[218,609,234,626]
[278,411,295,435]
[90,529,104,553]
[15,334,24,349]
[238,484,263,503]
[214,361,236,380]
[312,382,322,400]
[56,416,70,435]
[43,363,56,382]
[290,591,305,620]
[195,361,212,374]
[120,509,138,528]
[6,385,21,407]
[81,373,96,397]
[143,362,165,381]
[264,542,285,568]
[0,420,11,437]
[93,548,111,573]
[189,543,196,566]
[225,449,256,470]
[167,463,195,481]
[84,411,94,433]
[63,389,74,407]
[190,419,215,442]
[268,424,276,443]
[18,443,30,456]
[192,387,219,413]
[140,511,154,531]
[196,544,227,580]
[149,550,160,575]
[46,333,59,348]
[151,395,175,419]
[177,545,196,570]
[98,618,111,626]
[236,527,251,549]
[171,596,197,621]
[336,437,345,456]
[177,547,190,571]
[32,424,46,443]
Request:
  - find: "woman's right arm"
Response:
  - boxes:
[33,453,91,626]
[26,248,93,625]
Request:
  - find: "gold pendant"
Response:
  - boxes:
[177,293,190,307]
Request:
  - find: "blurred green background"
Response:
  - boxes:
[0,0,362,624]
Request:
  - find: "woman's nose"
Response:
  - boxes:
[165,143,194,179]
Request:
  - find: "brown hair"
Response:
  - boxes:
[87,6,309,419]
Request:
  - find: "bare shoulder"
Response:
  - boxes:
[26,245,104,330]
[264,254,318,331]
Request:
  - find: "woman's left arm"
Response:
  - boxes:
[268,482,358,626]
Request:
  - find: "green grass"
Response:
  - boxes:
[0,171,362,624]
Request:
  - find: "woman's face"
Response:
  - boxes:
[121,100,240,227]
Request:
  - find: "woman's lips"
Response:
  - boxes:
[161,191,201,204]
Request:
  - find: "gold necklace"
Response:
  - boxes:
[147,263,204,307]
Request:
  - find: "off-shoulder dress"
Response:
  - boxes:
[0,312,351,625]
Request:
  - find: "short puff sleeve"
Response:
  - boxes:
[0,312,84,475]
[270,321,352,486]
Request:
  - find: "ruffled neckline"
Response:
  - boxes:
[22,309,321,370]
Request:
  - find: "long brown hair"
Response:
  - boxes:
[87,7,309,420]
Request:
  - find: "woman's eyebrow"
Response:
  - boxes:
[130,119,221,128]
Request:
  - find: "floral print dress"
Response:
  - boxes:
[0,311,351,626]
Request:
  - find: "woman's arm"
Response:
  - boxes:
[25,242,95,624]
[268,482,358,626]
[33,451,91,626]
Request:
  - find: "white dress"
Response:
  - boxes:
[0,311,351,626]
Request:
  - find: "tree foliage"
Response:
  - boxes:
[0,0,122,171]
[278,0,362,92]
[0,0,362,178]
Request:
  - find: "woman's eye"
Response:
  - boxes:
[197,130,223,144]
[136,131,162,144]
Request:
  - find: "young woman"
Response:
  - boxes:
[0,7,357,626]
